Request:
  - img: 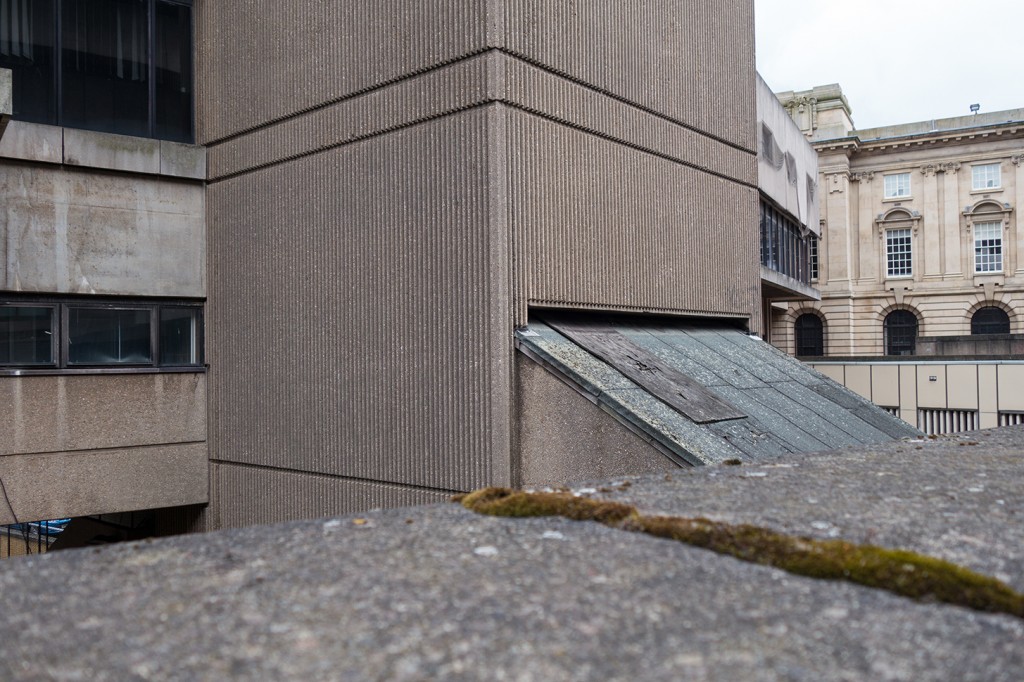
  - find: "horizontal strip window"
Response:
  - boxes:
[0,298,202,372]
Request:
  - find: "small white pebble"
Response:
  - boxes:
[473,546,499,557]
[575,488,597,495]
[743,472,768,478]
[967,486,985,493]
[322,519,342,531]
[542,530,566,541]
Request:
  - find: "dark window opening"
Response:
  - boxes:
[794,313,824,357]
[0,0,193,142]
[0,297,202,370]
[884,310,918,356]
[0,305,55,365]
[760,200,811,285]
[971,307,1010,335]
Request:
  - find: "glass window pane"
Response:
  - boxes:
[0,0,57,124]
[0,306,54,365]
[68,307,151,364]
[159,307,200,365]
[61,0,149,137]
[154,1,193,142]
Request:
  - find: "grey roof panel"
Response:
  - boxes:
[517,319,921,467]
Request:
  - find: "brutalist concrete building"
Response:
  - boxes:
[0,1,916,534]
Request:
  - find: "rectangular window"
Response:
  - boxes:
[809,235,819,281]
[883,173,911,199]
[68,307,152,365]
[0,0,193,142]
[886,228,912,277]
[972,163,1001,191]
[0,305,55,365]
[159,307,201,365]
[974,221,1003,273]
[0,297,202,370]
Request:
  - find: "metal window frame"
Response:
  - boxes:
[883,172,911,199]
[971,163,1001,191]
[0,295,203,374]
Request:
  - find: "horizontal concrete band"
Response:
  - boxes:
[0,122,206,180]
[211,461,453,529]
[0,442,208,524]
[206,51,755,186]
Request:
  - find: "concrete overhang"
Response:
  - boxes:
[760,266,821,302]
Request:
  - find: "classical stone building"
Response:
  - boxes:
[771,85,1024,358]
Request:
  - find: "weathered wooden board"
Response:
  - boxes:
[547,319,746,424]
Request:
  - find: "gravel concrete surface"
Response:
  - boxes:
[0,427,1022,681]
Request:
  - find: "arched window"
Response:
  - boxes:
[884,310,918,356]
[794,313,824,356]
[971,307,1010,335]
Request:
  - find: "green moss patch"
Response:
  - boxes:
[459,487,1024,620]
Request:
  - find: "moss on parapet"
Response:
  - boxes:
[457,487,1024,620]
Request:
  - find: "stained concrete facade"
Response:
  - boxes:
[0,88,208,522]
[771,85,1024,357]
[199,1,761,528]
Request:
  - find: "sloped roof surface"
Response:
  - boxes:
[516,317,920,465]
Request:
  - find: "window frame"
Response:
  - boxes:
[884,310,918,356]
[794,313,825,357]
[971,163,1001,191]
[883,172,912,199]
[0,296,204,374]
[973,221,1003,274]
[885,227,913,278]
[971,306,1010,335]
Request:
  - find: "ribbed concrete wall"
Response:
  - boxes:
[201,2,757,527]
[507,109,759,323]
[207,109,513,499]
[196,1,489,142]
[211,462,450,529]
[197,1,755,152]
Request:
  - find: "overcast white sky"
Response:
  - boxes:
[754,0,1024,130]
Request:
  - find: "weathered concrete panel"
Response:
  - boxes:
[515,353,675,487]
[0,443,207,524]
[0,162,204,296]
[0,373,206,457]
[0,121,63,164]
[63,129,162,174]
[160,141,207,180]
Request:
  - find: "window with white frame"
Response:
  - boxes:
[972,163,1001,191]
[974,221,1003,273]
[883,173,911,199]
[886,228,912,277]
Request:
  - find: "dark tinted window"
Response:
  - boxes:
[0,0,192,141]
[971,307,1010,335]
[0,306,54,364]
[68,307,151,365]
[61,0,150,137]
[159,306,200,365]
[795,313,824,357]
[0,0,57,124]
[154,0,193,142]
[884,310,918,356]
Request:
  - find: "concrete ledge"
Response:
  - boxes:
[1,428,1022,679]
[0,442,207,523]
[0,121,205,179]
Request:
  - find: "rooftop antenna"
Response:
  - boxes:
[970,103,980,115]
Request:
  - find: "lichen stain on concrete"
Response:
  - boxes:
[457,487,1024,620]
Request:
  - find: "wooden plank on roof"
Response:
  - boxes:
[547,319,746,424]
